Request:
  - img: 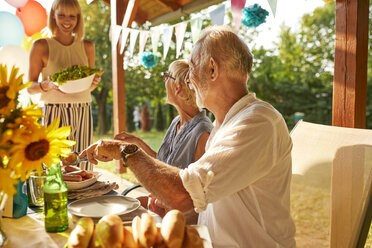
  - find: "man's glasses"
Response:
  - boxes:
[162,72,176,82]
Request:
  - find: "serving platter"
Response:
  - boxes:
[56,74,95,94]
[68,195,140,218]
[65,172,100,190]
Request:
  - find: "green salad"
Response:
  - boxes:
[51,65,102,85]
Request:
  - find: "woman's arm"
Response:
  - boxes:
[114,132,157,158]
[27,39,57,94]
[194,132,210,161]
[84,40,101,91]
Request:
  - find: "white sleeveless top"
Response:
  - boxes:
[40,38,92,104]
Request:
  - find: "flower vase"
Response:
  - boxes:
[0,191,8,248]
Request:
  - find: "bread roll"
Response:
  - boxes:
[153,227,167,248]
[160,210,185,248]
[182,226,203,248]
[131,216,141,246]
[138,213,157,248]
[122,226,138,248]
[68,217,95,248]
[95,214,124,248]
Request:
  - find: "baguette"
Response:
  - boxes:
[160,210,185,248]
[122,226,138,248]
[182,225,203,248]
[131,216,141,246]
[138,213,157,248]
[95,214,124,248]
[67,217,94,248]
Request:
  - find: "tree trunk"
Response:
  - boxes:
[92,87,109,135]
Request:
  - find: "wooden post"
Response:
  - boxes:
[332,0,369,128]
[111,0,126,173]
[111,0,138,173]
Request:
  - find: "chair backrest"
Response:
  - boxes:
[290,120,372,248]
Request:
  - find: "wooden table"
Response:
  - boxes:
[2,168,150,248]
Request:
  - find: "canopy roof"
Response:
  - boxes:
[100,0,225,26]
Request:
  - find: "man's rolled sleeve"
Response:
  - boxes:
[179,162,214,213]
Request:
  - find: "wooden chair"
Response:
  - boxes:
[290,120,372,248]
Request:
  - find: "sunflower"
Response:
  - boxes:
[0,64,30,116]
[8,119,76,181]
[6,105,44,130]
[0,167,18,196]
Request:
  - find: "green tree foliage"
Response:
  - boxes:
[79,0,112,135]
[250,3,335,129]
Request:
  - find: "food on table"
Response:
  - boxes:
[67,217,94,248]
[61,152,79,165]
[61,165,94,182]
[161,210,186,248]
[94,214,124,248]
[122,226,138,248]
[66,210,203,248]
[138,213,157,247]
[51,65,102,85]
[182,225,203,248]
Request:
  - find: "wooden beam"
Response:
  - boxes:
[110,0,138,173]
[332,0,369,128]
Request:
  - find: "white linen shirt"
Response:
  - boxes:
[180,93,296,248]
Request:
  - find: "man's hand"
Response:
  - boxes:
[79,139,123,165]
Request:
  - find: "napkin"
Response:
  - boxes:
[68,181,119,200]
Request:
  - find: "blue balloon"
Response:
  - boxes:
[0,11,25,47]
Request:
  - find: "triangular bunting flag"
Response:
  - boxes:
[162,26,173,60]
[267,0,277,17]
[151,28,161,55]
[122,0,135,28]
[139,31,149,55]
[86,0,95,4]
[231,0,246,32]
[209,5,225,26]
[129,29,139,57]
[120,27,130,54]
[190,18,202,45]
[112,25,122,48]
[175,22,188,58]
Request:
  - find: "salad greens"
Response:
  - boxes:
[51,65,102,85]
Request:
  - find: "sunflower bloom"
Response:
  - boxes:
[0,65,29,116]
[8,119,76,181]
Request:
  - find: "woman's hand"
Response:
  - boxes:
[148,194,168,218]
[90,70,103,91]
[40,77,59,92]
[114,132,139,144]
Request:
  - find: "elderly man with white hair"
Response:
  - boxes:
[81,25,296,248]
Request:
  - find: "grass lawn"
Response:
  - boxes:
[93,129,166,183]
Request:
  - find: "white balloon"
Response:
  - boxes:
[5,0,28,8]
[0,45,33,107]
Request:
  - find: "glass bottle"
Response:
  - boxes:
[26,178,36,207]
[43,163,69,232]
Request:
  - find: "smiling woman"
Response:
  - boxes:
[26,0,103,171]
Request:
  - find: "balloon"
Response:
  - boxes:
[0,11,25,47]
[16,0,47,37]
[0,45,32,107]
[0,45,29,81]
[5,0,28,8]
[21,32,44,52]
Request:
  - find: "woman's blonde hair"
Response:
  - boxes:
[48,0,84,41]
[168,59,197,108]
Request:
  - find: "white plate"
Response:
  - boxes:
[68,195,140,218]
[57,74,95,94]
[65,172,99,190]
